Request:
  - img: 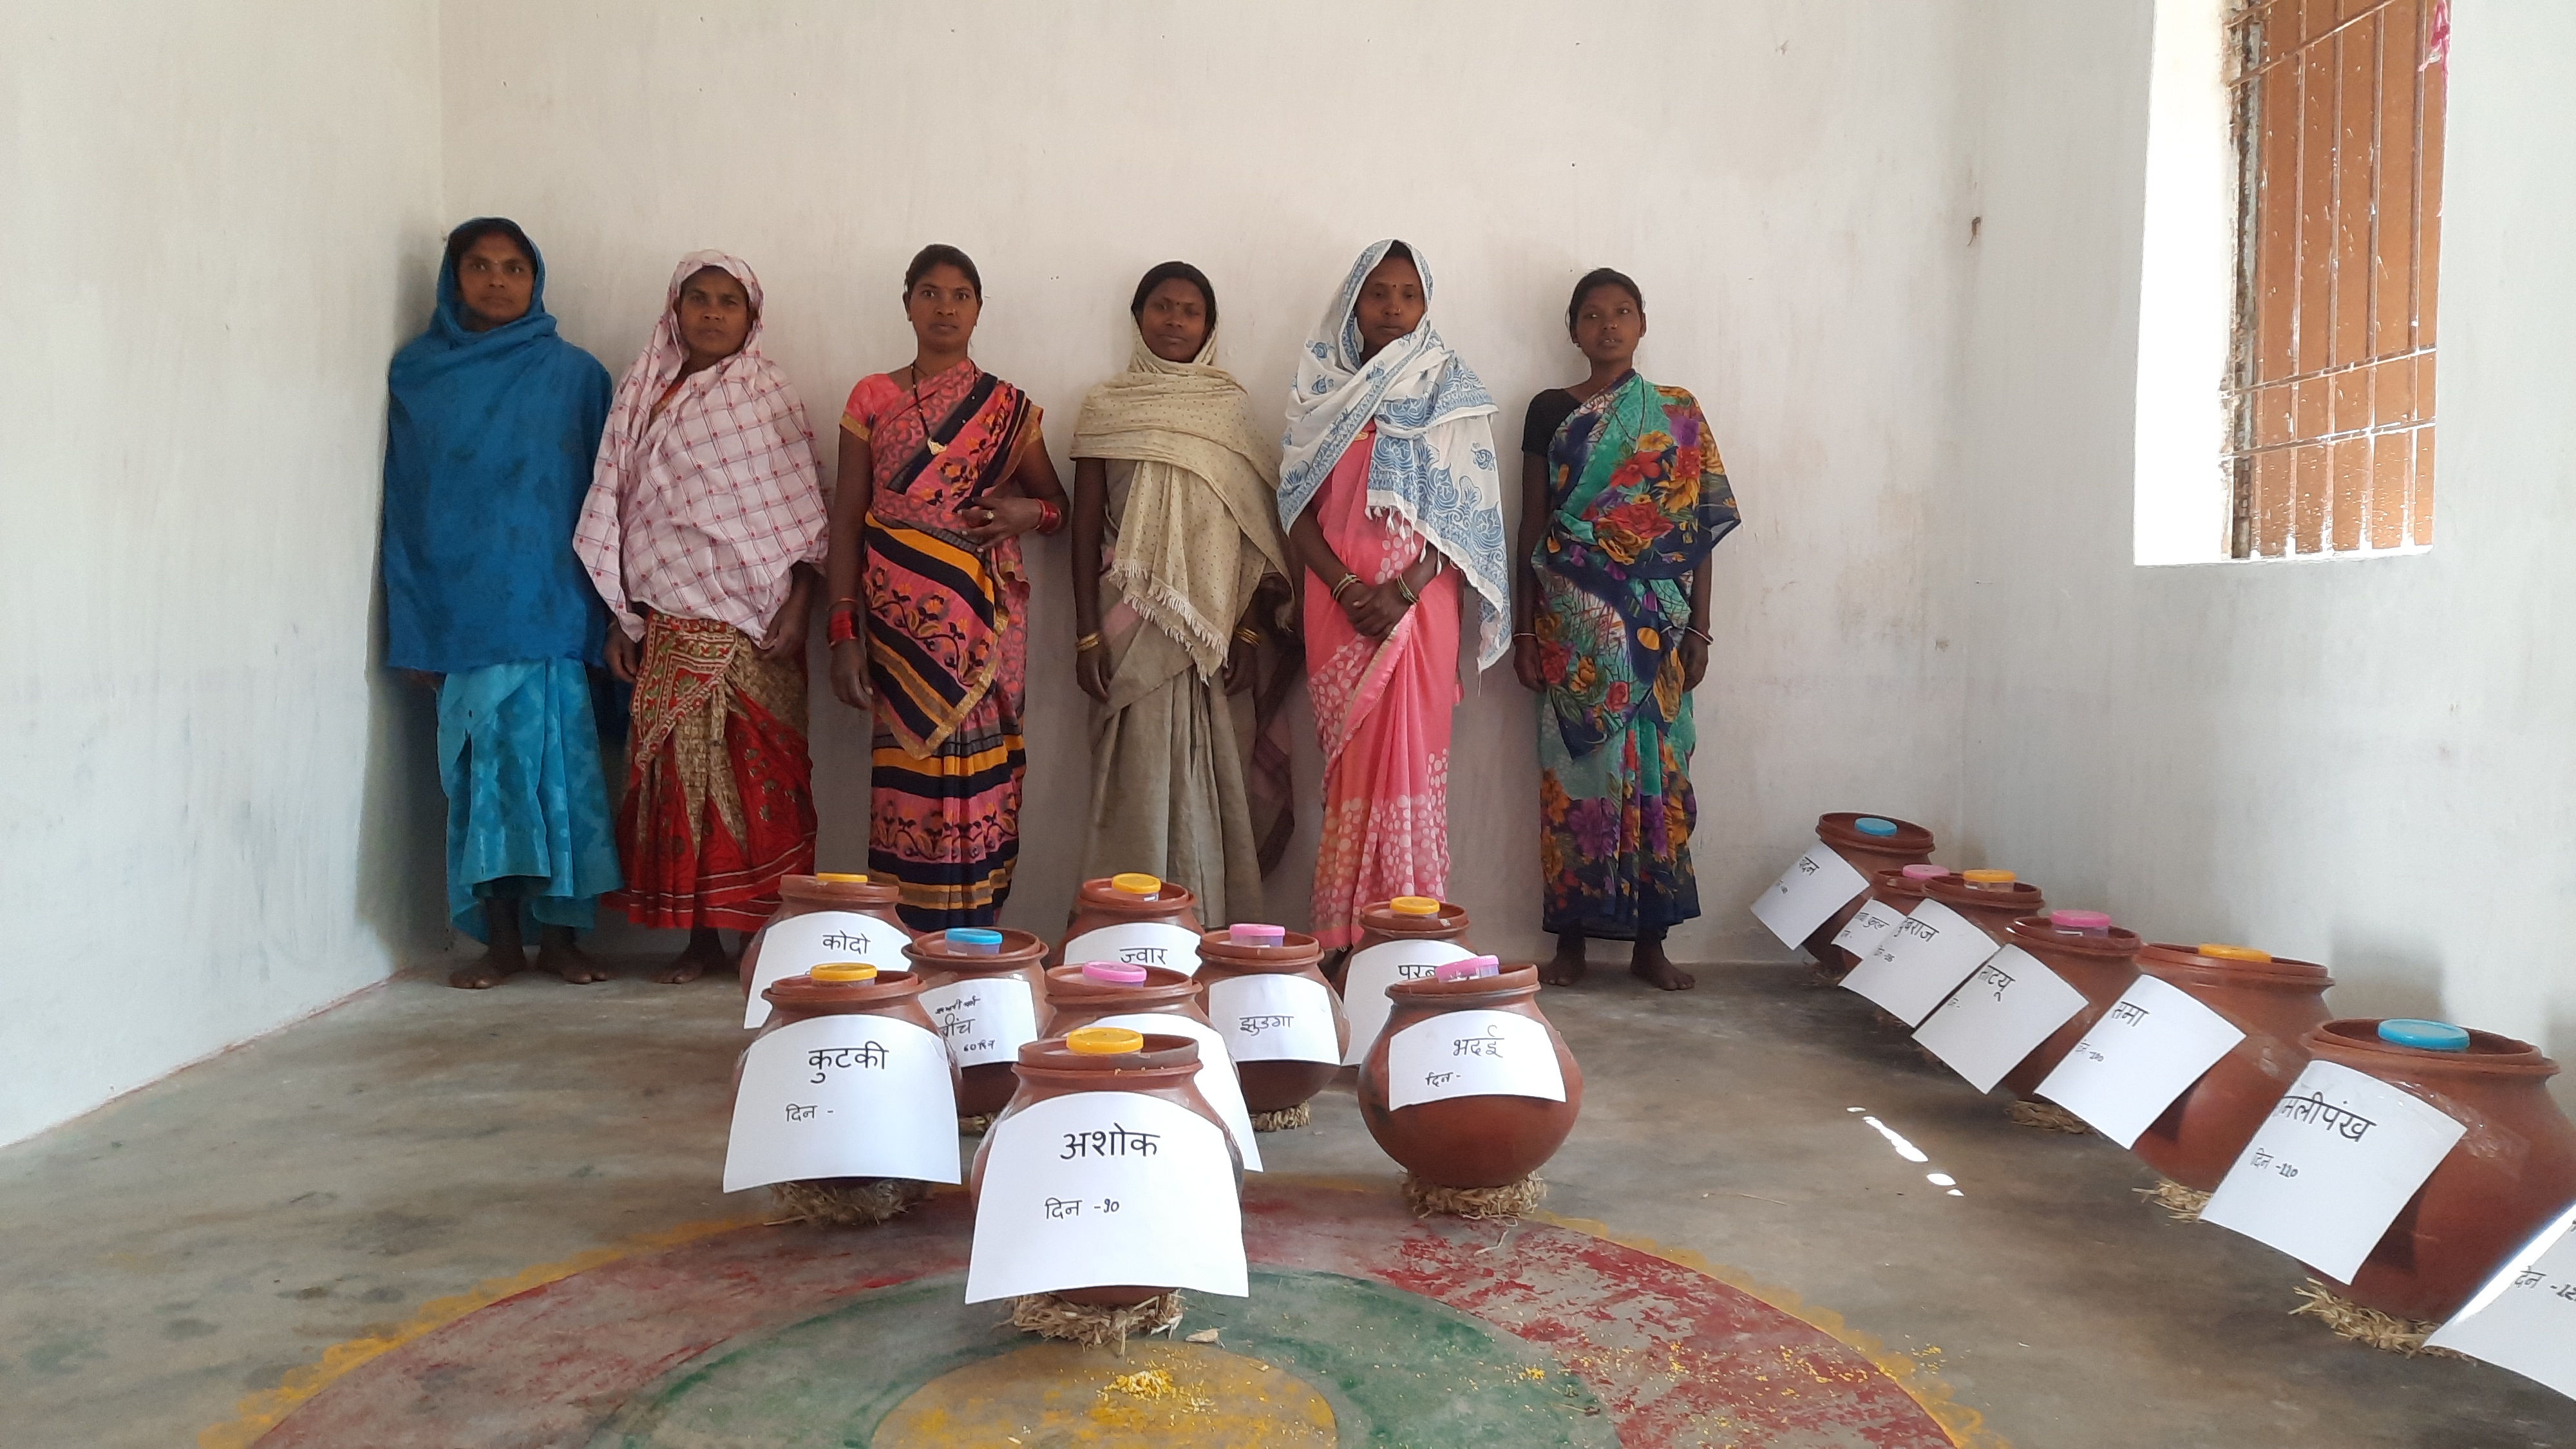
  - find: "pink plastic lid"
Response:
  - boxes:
[1435,955,1502,982]
[1900,864,1949,880]
[2051,909,2112,933]
[1079,961,1148,985]
[1229,923,1287,946]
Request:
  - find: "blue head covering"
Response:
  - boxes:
[382,219,613,674]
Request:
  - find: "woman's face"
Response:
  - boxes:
[456,233,535,332]
[1138,277,1211,363]
[1353,253,1426,360]
[1571,284,1644,366]
[906,263,981,353]
[676,267,753,364]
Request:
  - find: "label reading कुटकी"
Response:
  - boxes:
[720,1014,959,1192]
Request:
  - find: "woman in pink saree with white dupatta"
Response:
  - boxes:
[1279,241,1510,950]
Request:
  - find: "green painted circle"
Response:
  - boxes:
[585,1268,1620,1446]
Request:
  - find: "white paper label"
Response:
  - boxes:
[1837,898,2002,1026]
[1060,921,1206,978]
[720,1015,959,1192]
[963,1091,1246,1304]
[2031,974,2247,1146]
[2427,1205,2576,1396]
[1207,973,1342,1065]
[1829,897,1904,959]
[1339,938,1475,1066]
[917,975,1040,1069]
[1750,848,1873,950]
[741,912,905,1029]
[1911,945,2090,1094]
[2200,1059,2468,1282]
[1385,1010,1567,1109]
[1087,1012,1262,1172]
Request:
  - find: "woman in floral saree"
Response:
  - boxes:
[1513,270,1739,990]
[824,245,1069,929]
[1281,240,1511,951]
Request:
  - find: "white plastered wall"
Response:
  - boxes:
[1953,0,2576,1084]
[0,3,448,1144]
[439,0,1975,967]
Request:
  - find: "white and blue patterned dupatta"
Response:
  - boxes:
[1278,240,1510,670]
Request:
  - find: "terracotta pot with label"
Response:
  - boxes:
[1358,964,1583,1188]
[2300,1019,2576,1321]
[2129,943,2336,1191]
[739,873,914,999]
[1055,873,1206,971]
[1825,866,1951,983]
[1921,870,2047,945]
[1997,911,2144,1099]
[1195,925,1347,1114]
[741,965,959,1213]
[969,1028,1240,1307]
[1340,896,1473,990]
[1801,814,1938,975]
[904,927,1054,1118]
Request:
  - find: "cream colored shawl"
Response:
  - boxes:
[1072,329,1289,678]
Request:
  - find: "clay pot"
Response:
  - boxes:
[1195,927,1347,1114]
[903,927,1054,1118]
[1339,896,1473,991]
[1996,912,2143,1099]
[1055,874,1206,972]
[1800,813,1937,973]
[2129,943,2335,1191]
[2300,1020,2576,1321]
[739,967,959,1202]
[968,1032,1237,1307]
[739,873,914,999]
[1358,965,1583,1188]
[1921,871,2046,945]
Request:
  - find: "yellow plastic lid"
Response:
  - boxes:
[1067,1026,1146,1056]
[1960,869,2016,884]
[810,963,877,982]
[1110,872,1162,896]
[1390,896,1441,916]
[2197,943,2274,963]
[814,871,868,884]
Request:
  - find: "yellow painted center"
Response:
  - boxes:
[871,1341,1334,1446]
[809,963,876,982]
[2197,943,2275,963]
[1390,896,1441,916]
[1068,1027,1146,1056]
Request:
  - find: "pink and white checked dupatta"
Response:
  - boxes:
[576,251,826,643]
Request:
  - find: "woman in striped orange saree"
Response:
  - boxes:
[822,245,1070,928]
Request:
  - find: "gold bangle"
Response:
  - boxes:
[1329,571,1363,602]
[1396,574,1419,607]
[1075,631,1104,653]
[1233,627,1262,645]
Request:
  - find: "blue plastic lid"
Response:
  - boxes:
[1855,817,1899,837]
[2378,1018,2470,1052]
[948,927,1003,955]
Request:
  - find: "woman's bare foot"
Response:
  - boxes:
[654,927,728,985]
[1631,938,1696,991]
[1538,933,1587,987]
[449,901,526,989]
[536,924,614,984]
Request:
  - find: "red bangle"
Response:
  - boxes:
[1036,498,1065,536]
[827,611,858,646]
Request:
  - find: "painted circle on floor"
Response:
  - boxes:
[235,1180,1975,1448]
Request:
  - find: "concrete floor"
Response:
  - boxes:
[0,958,2566,1448]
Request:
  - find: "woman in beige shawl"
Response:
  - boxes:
[1070,262,1296,924]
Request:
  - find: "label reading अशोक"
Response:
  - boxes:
[1837,898,2003,1026]
[1749,848,1873,951]
[1059,921,1207,978]
[1207,972,1342,1065]
[742,911,902,1028]
[1910,944,2090,1094]
[916,974,1040,1069]
[721,1014,959,1192]
[2031,974,2246,1146]
[963,1090,1245,1304]
[1385,1009,1567,1110]
[1338,938,1477,1066]
[2199,1059,2468,1282]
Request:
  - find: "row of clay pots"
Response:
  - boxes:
[1799,811,2576,1321]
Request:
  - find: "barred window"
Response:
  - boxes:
[2224,0,2447,558]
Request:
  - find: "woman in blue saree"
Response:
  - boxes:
[1513,270,1739,990]
[384,217,623,988]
